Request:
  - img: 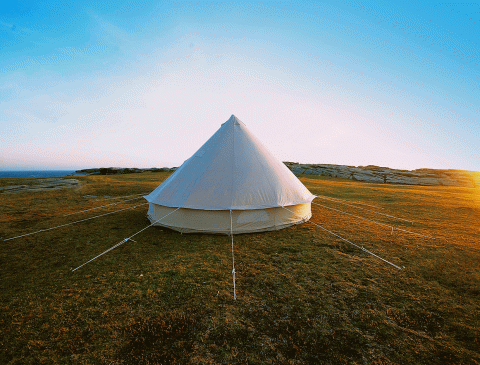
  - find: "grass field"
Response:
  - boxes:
[0,172,479,364]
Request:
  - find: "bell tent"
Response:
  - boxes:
[144,115,315,234]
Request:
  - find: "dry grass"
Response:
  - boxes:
[0,172,479,364]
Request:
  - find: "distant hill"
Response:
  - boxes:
[76,167,177,175]
[76,164,480,188]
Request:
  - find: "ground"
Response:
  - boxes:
[0,172,479,364]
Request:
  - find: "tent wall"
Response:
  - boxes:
[147,203,312,234]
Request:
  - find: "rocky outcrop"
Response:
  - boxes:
[0,178,81,194]
[283,162,480,188]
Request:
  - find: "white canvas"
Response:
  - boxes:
[144,115,314,234]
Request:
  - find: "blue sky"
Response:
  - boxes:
[1,1,479,171]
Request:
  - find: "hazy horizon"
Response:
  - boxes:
[1,1,479,172]
[2,161,480,174]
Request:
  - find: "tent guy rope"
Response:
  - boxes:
[4,203,148,241]
[314,194,385,210]
[230,210,237,300]
[314,195,414,224]
[64,196,145,216]
[311,202,435,239]
[96,192,150,200]
[85,192,150,202]
[71,207,181,272]
[282,206,403,270]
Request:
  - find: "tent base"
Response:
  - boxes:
[146,203,311,235]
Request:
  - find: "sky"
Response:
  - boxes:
[1,1,479,172]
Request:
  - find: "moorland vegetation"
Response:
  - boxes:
[0,172,479,364]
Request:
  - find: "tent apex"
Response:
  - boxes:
[222,115,242,126]
[225,114,242,126]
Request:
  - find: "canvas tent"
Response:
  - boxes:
[144,115,315,234]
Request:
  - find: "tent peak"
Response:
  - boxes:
[223,114,243,126]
